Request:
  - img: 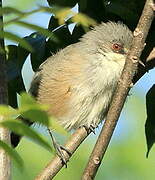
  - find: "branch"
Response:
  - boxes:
[35,127,90,180]
[82,0,155,179]
[35,1,155,179]
[0,1,11,180]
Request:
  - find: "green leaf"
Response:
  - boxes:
[21,109,49,126]
[0,7,23,15]
[0,120,53,153]
[14,21,59,41]
[19,93,48,112]
[54,8,72,25]
[71,13,96,27]
[145,84,155,157]
[0,31,33,52]
[19,92,39,108]
[19,93,67,135]
[49,117,68,136]
[0,140,23,169]
[0,105,18,118]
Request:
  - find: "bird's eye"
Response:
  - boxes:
[112,43,123,53]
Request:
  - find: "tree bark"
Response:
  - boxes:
[0,0,11,179]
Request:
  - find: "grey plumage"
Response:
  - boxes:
[11,21,133,147]
[29,22,133,130]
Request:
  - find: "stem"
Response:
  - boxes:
[82,0,155,179]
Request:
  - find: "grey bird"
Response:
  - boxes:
[11,21,133,161]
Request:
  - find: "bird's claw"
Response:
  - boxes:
[89,125,96,134]
[48,128,71,167]
[54,143,71,167]
[82,125,96,134]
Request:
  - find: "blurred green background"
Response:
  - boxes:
[4,0,155,179]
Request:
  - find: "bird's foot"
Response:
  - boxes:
[53,141,71,167]
[82,124,96,134]
[48,129,71,167]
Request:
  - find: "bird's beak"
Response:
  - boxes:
[124,48,128,54]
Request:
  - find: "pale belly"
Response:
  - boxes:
[57,87,114,130]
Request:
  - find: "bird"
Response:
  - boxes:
[11,21,133,161]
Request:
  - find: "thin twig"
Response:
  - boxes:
[35,127,90,180]
[0,0,10,179]
[82,0,155,179]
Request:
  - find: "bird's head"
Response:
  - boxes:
[81,21,133,65]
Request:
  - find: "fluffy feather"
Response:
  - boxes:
[29,22,133,130]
